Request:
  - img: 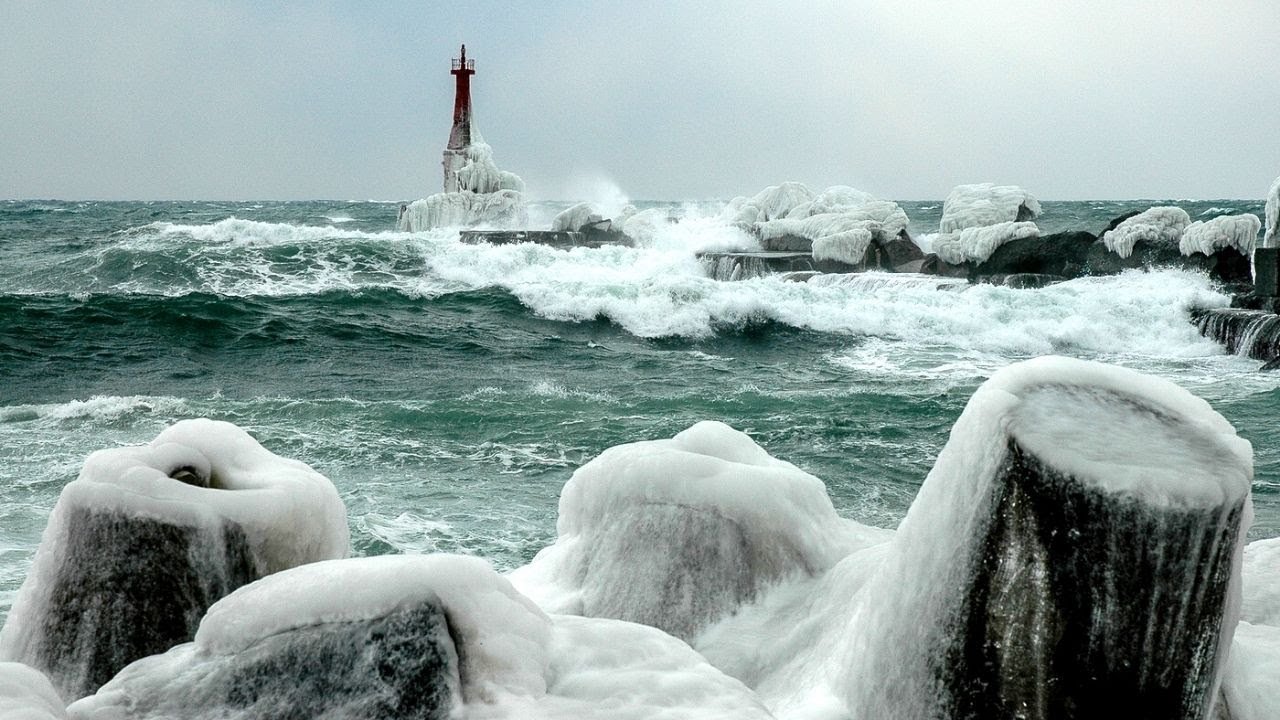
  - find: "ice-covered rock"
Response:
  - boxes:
[0,663,66,719]
[0,419,349,701]
[842,356,1253,720]
[397,189,527,231]
[811,228,875,266]
[1242,537,1280,626]
[1101,206,1192,258]
[68,554,771,720]
[510,420,883,642]
[939,183,1041,233]
[550,202,607,233]
[724,182,816,224]
[1263,175,1280,248]
[931,221,1041,265]
[1180,214,1261,257]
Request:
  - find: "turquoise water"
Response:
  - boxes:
[2,198,1276,622]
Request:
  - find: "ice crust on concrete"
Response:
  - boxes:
[841,356,1252,719]
[1102,206,1192,258]
[509,420,883,642]
[932,220,1041,265]
[1180,214,1261,257]
[939,183,1041,233]
[0,663,66,720]
[0,419,349,700]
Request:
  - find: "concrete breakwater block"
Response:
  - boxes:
[844,357,1252,719]
[0,420,349,701]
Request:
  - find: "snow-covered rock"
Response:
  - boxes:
[1101,206,1191,258]
[68,555,772,720]
[931,221,1041,265]
[0,419,349,701]
[1180,214,1261,257]
[510,420,883,642]
[550,202,607,233]
[939,183,1041,233]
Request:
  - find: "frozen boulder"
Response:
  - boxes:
[0,419,349,701]
[939,183,1041,233]
[68,555,772,720]
[931,221,1040,266]
[511,421,881,642]
[1101,205,1191,258]
[844,356,1253,720]
[0,663,66,720]
[550,202,608,233]
[1180,214,1261,258]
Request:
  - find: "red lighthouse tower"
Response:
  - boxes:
[442,44,475,192]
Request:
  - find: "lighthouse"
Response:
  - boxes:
[442,44,476,192]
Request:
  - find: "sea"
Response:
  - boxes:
[1,197,1277,625]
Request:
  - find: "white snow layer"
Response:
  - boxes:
[550,202,607,233]
[69,555,771,720]
[1102,206,1192,258]
[509,420,884,642]
[931,220,1040,265]
[1222,622,1280,720]
[0,663,66,720]
[1180,214,1261,257]
[398,190,528,231]
[1266,175,1280,247]
[938,183,1041,233]
[840,356,1252,718]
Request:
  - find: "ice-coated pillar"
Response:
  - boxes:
[845,357,1253,720]
[0,419,350,701]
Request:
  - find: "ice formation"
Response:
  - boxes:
[1222,622,1280,720]
[1242,537,1280,626]
[444,140,524,195]
[399,138,527,231]
[724,183,918,269]
[1179,214,1261,257]
[841,356,1252,719]
[1101,206,1192,258]
[931,220,1041,265]
[0,419,349,701]
[1267,175,1280,247]
[68,555,771,720]
[550,202,607,233]
[0,663,66,719]
[938,183,1041,233]
[397,189,527,231]
[509,420,884,642]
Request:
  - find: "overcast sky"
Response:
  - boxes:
[2,1,1277,201]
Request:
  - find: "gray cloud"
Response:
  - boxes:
[2,1,1277,201]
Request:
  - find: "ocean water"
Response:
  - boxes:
[1,197,1277,625]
